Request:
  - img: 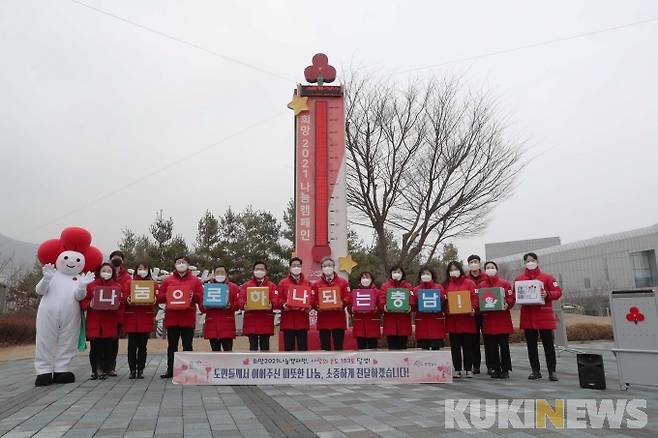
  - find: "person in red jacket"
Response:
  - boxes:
[312,256,351,351]
[199,265,240,352]
[107,250,131,377]
[80,262,124,380]
[478,261,515,379]
[466,254,488,375]
[277,258,311,351]
[413,266,447,351]
[515,252,562,381]
[349,271,381,350]
[444,261,478,378]
[157,256,203,378]
[239,261,280,351]
[380,265,415,350]
[124,262,157,379]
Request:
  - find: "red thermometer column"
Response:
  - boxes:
[312,100,331,262]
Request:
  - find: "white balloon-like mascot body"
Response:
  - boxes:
[34,227,102,386]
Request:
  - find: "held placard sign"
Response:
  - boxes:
[92,286,120,310]
[246,287,270,310]
[203,283,229,309]
[386,288,410,313]
[130,280,155,305]
[417,289,442,313]
[515,280,545,305]
[477,287,505,312]
[167,287,192,310]
[318,288,342,311]
[286,286,311,309]
[447,291,472,314]
[351,289,377,313]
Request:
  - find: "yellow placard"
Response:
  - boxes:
[447,290,472,314]
[246,287,270,310]
[130,280,156,305]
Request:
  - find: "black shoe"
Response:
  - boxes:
[53,372,75,384]
[99,373,107,380]
[490,370,501,378]
[500,371,510,379]
[106,369,117,377]
[129,371,136,379]
[160,372,173,379]
[90,373,98,380]
[487,368,493,376]
[137,370,144,379]
[35,373,53,387]
[472,368,481,375]
[528,371,542,380]
[549,372,559,381]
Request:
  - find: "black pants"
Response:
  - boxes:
[449,333,474,372]
[283,330,308,351]
[525,329,556,373]
[127,332,149,372]
[248,334,270,351]
[166,327,193,373]
[356,337,378,349]
[319,329,345,351]
[387,335,408,350]
[209,338,233,351]
[417,339,444,350]
[89,338,116,374]
[108,337,119,371]
[484,334,511,373]
[471,314,487,370]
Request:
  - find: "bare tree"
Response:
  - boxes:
[345,72,524,270]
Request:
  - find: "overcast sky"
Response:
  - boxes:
[1,0,657,264]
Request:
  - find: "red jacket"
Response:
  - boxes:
[239,277,280,335]
[477,275,515,335]
[123,276,157,334]
[413,281,447,340]
[157,271,203,329]
[312,275,351,330]
[278,274,311,331]
[81,278,124,339]
[115,267,132,325]
[348,283,382,339]
[199,279,240,339]
[444,276,478,334]
[380,279,415,337]
[516,268,562,330]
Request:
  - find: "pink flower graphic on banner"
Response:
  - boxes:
[243,358,250,365]
[373,359,378,365]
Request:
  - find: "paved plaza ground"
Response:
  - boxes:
[0,341,656,437]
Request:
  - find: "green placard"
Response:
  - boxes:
[386,288,410,313]
[477,287,505,312]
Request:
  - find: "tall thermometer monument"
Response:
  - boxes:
[288,54,357,281]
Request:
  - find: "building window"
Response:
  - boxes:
[630,250,657,288]
[584,278,591,289]
[602,257,610,282]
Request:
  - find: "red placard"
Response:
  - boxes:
[286,286,311,309]
[318,288,342,311]
[91,286,120,311]
[167,287,192,310]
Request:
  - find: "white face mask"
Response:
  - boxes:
[100,271,112,280]
[215,275,226,283]
[290,266,302,276]
[525,261,538,271]
[175,263,188,273]
[391,272,402,281]
[254,270,266,279]
[485,268,497,277]
[137,269,148,278]
[449,270,461,278]
[322,266,334,277]
[421,274,432,283]
[469,262,480,272]
[361,277,372,287]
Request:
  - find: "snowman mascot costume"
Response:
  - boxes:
[34,227,102,386]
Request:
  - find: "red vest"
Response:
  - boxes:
[157,271,203,329]
[413,281,447,340]
[312,275,351,330]
[516,268,562,330]
[81,278,124,339]
[444,276,478,334]
[380,279,415,337]
[199,280,240,339]
[239,277,280,335]
[278,274,312,330]
[477,276,514,335]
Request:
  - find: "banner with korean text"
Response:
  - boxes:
[173,351,452,385]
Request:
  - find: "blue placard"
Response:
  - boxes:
[417,289,442,313]
[203,283,229,309]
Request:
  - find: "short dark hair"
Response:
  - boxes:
[133,261,153,279]
[359,271,374,281]
[109,250,125,260]
[289,257,303,266]
[467,254,481,263]
[523,252,538,262]
[253,260,268,270]
[418,266,436,283]
[96,262,116,278]
[484,260,498,270]
[446,261,464,279]
[174,256,190,264]
[389,264,406,280]
[214,265,228,272]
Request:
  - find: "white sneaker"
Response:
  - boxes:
[454,371,462,379]
[465,371,473,378]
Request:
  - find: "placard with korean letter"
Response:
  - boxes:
[386,288,410,313]
[167,287,192,310]
[286,286,310,309]
[130,280,155,305]
[447,291,472,314]
[246,287,270,310]
[477,287,505,312]
[92,286,120,310]
[203,283,229,309]
[318,288,342,311]
[514,280,544,305]
[417,289,442,313]
[351,289,377,313]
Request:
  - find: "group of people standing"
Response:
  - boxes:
[80,250,562,382]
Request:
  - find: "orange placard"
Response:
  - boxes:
[447,290,472,315]
[166,287,192,310]
[130,280,156,305]
[246,287,270,310]
[318,288,342,311]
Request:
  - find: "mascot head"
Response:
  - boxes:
[37,227,103,275]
